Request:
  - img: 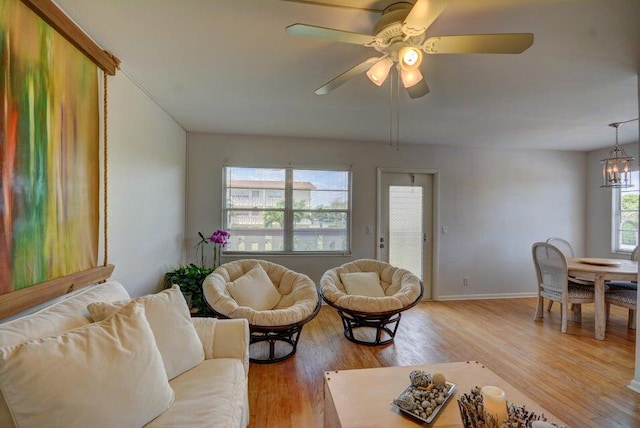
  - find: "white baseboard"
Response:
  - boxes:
[434,292,538,301]
[628,379,640,394]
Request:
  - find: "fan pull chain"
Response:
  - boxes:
[102,71,109,266]
[389,71,394,148]
[388,69,402,150]
[395,69,400,151]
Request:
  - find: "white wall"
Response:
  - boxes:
[187,132,586,299]
[102,73,187,297]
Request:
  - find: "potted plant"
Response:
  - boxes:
[165,230,230,317]
[165,263,214,316]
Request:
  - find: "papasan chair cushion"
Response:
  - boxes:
[321,259,422,314]
[203,259,320,363]
[320,259,423,345]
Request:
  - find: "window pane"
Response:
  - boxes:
[293,212,348,252]
[389,186,423,280]
[293,170,350,209]
[226,167,286,209]
[615,171,639,252]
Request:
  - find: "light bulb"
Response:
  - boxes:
[398,46,423,71]
[366,58,393,86]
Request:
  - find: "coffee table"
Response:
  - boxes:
[323,361,565,427]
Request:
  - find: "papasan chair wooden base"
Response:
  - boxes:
[203,259,320,364]
[335,307,403,346]
[208,304,320,364]
[321,259,423,346]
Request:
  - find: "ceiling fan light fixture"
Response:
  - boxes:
[400,68,423,88]
[366,57,394,86]
[398,46,423,71]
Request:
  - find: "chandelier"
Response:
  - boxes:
[601,120,637,189]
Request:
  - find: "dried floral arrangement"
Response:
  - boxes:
[456,386,568,428]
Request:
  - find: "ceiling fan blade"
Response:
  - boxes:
[402,0,449,37]
[315,57,381,95]
[406,78,430,99]
[424,33,534,54]
[286,23,377,46]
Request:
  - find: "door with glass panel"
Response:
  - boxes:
[377,170,433,299]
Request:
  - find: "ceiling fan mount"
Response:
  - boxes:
[372,2,412,39]
[286,0,534,98]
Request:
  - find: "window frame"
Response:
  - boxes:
[222,166,352,255]
[612,170,639,254]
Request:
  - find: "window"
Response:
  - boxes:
[223,167,351,254]
[613,171,639,253]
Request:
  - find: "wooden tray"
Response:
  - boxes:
[578,258,622,266]
[391,382,457,424]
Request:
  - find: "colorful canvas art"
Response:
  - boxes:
[0,0,99,294]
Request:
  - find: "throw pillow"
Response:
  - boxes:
[0,301,174,428]
[227,264,281,311]
[87,285,204,380]
[340,272,386,297]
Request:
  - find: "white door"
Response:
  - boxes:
[377,170,433,299]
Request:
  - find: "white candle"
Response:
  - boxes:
[531,422,555,428]
[482,385,507,423]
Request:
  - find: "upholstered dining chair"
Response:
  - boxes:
[320,259,423,346]
[202,259,320,363]
[544,237,595,311]
[605,289,637,329]
[532,242,595,333]
[606,244,639,291]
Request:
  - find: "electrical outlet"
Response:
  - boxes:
[463,277,469,286]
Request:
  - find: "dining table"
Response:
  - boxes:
[566,257,638,340]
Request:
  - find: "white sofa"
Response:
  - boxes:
[0,281,250,428]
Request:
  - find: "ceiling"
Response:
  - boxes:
[54,0,640,151]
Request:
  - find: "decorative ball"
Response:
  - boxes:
[409,370,432,387]
[432,372,446,387]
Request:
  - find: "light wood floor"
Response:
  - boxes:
[247,298,639,428]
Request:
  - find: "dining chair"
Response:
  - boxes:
[545,237,576,258]
[532,242,595,333]
[605,289,637,329]
[544,237,594,311]
[606,244,639,291]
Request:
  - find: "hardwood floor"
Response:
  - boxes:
[247,298,639,428]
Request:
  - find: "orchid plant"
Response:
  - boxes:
[195,229,230,269]
[209,229,230,269]
[167,229,230,316]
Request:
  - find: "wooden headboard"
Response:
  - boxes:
[0,264,115,319]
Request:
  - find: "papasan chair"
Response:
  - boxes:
[203,259,320,363]
[320,259,423,346]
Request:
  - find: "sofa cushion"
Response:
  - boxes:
[226,264,281,311]
[340,272,385,297]
[0,281,130,349]
[146,358,248,428]
[0,301,174,428]
[87,285,205,380]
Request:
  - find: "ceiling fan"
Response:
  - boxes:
[285,0,534,99]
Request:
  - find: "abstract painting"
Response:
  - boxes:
[0,0,99,294]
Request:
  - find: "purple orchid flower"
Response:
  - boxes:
[209,229,230,247]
